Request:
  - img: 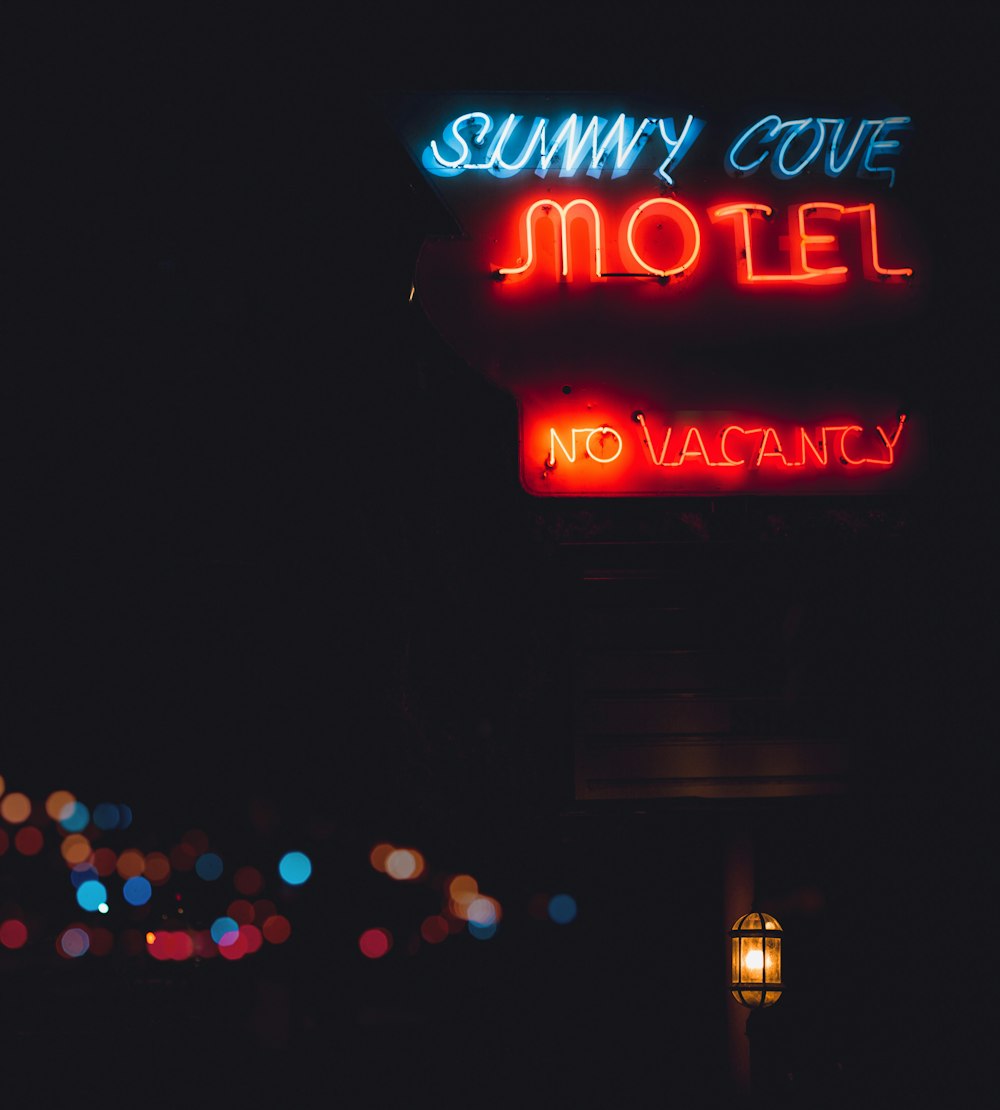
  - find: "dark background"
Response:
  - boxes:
[4,9,994,1106]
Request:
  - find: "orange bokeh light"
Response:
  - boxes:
[60,834,92,865]
[116,849,145,879]
[45,790,76,821]
[0,792,32,824]
[447,874,479,919]
[144,852,171,884]
[369,842,394,872]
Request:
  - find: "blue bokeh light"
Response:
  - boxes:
[468,921,498,941]
[76,880,108,912]
[93,803,120,830]
[70,864,99,889]
[117,804,133,830]
[123,876,152,906]
[548,894,578,925]
[195,852,223,881]
[278,851,312,885]
[60,802,90,832]
[210,916,239,946]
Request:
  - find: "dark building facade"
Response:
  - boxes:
[4,15,992,1108]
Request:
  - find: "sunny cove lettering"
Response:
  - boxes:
[423,111,910,186]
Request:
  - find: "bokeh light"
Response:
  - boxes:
[218,930,248,961]
[195,852,223,881]
[89,927,114,956]
[0,792,32,824]
[254,899,277,923]
[170,842,198,871]
[145,931,190,961]
[59,801,90,832]
[191,930,217,959]
[278,851,312,885]
[548,893,578,925]
[420,915,449,944]
[447,874,479,920]
[116,849,145,879]
[144,852,171,885]
[0,774,5,797]
[15,826,44,856]
[468,920,498,941]
[0,919,28,949]
[182,828,209,854]
[227,899,254,925]
[45,790,76,821]
[59,927,90,958]
[386,848,425,881]
[233,865,263,895]
[92,803,121,830]
[123,876,152,906]
[70,863,99,888]
[359,927,392,959]
[467,896,501,927]
[76,880,108,912]
[170,932,195,960]
[61,834,92,865]
[92,847,118,876]
[261,915,291,944]
[210,916,240,946]
[241,924,263,953]
[0,829,8,856]
[369,843,394,872]
[117,804,133,830]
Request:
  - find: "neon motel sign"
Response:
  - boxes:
[398,100,924,496]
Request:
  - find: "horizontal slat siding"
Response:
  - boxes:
[567,542,850,801]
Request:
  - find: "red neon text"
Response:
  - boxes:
[498,199,911,284]
[629,413,906,468]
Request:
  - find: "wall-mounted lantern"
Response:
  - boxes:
[730,910,783,1008]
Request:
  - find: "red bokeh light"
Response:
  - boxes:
[420,915,449,944]
[227,899,255,925]
[240,924,263,954]
[0,919,28,949]
[14,826,44,856]
[359,927,392,959]
[219,930,248,960]
[261,915,291,945]
[233,866,264,896]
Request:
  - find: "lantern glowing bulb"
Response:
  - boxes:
[730,911,783,1008]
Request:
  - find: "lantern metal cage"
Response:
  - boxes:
[730,910,783,1008]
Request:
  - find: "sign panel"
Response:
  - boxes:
[393,94,926,495]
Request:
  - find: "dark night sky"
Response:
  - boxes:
[4,8,995,1105]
